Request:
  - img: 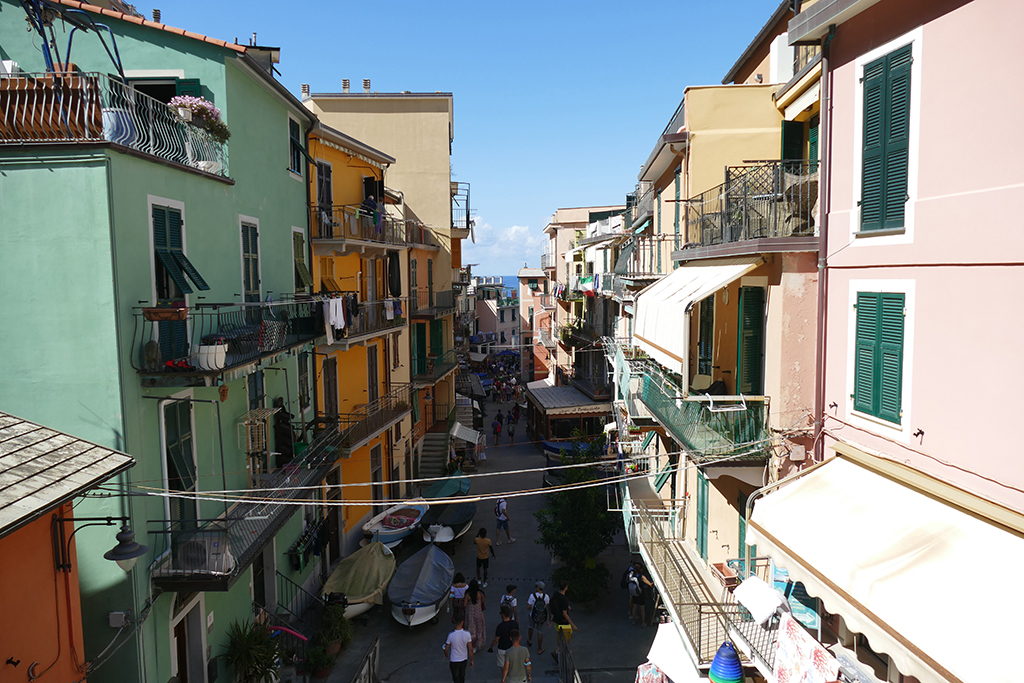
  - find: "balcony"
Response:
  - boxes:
[451,181,472,237]
[637,362,771,463]
[538,329,556,349]
[627,498,779,672]
[614,234,674,283]
[606,339,655,424]
[453,267,470,287]
[149,423,340,592]
[131,301,321,387]
[570,366,611,401]
[312,204,408,250]
[541,251,554,270]
[320,295,408,349]
[1,71,229,177]
[625,185,656,229]
[412,349,458,383]
[677,160,820,260]
[410,287,456,318]
[407,222,441,249]
[497,296,519,309]
[337,384,413,454]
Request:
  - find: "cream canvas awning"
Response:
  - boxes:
[748,449,1024,683]
[633,256,763,376]
[450,422,482,444]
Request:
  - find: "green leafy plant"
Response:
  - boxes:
[305,645,334,673]
[223,620,279,683]
[552,564,611,603]
[315,604,352,651]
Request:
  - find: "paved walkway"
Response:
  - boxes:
[327,400,655,683]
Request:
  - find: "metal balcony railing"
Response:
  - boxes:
[685,160,819,248]
[453,267,470,286]
[312,204,409,246]
[131,301,321,378]
[538,329,556,349]
[607,339,654,423]
[412,349,458,381]
[637,362,771,463]
[410,287,456,316]
[541,252,553,269]
[451,181,472,233]
[406,221,439,247]
[614,234,674,280]
[1,71,229,176]
[149,423,340,591]
[497,296,519,308]
[323,294,408,343]
[337,384,413,452]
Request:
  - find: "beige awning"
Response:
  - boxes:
[633,256,763,377]
[449,422,482,444]
[748,448,1024,683]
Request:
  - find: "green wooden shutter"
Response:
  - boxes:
[807,114,820,162]
[696,470,709,561]
[175,78,201,97]
[430,320,443,355]
[883,46,912,230]
[153,205,168,249]
[878,293,905,423]
[293,232,314,288]
[738,491,755,571]
[853,292,879,415]
[861,56,886,231]
[736,287,766,395]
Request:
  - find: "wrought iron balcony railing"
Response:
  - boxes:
[337,384,413,453]
[451,181,471,233]
[614,234,674,280]
[1,71,229,176]
[637,361,770,463]
[410,287,456,316]
[412,349,458,381]
[312,204,409,246]
[685,160,819,248]
[131,301,321,380]
[149,423,340,591]
[321,294,408,344]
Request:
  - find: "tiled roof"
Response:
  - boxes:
[0,412,134,538]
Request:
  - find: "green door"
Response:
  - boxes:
[430,320,444,356]
[696,469,709,561]
[736,286,766,395]
[414,323,427,373]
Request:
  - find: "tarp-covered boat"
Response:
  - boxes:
[321,542,396,618]
[422,471,471,499]
[362,499,428,543]
[420,501,477,543]
[387,544,455,627]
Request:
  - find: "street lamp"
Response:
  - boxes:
[53,516,148,573]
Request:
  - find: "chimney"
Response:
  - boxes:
[251,32,257,46]
[342,79,350,94]
[151,8,161,22]
[362,79,371,93]
[301,83,309,97]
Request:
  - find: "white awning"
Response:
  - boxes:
[449,422,481,444]
[748,449,1024,683]
[526,378,553,390]
[469,352,487,362]
[645,622,703,683]
[633,256,763,376]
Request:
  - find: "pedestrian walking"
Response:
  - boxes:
[494,497,515,545]
[507,421,516,444]
[475,528,495,586]
[488,604,519,671]
[466,579,488,653]
[444,618,474,683]
[550,580,578,661]
[630,562,654,626]
[500,584,519,622]
[492,418,502,447]
[526,581,550,654]
[501,630,532,683]
[451,572,469,625]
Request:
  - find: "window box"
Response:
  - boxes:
[143,306,188,322]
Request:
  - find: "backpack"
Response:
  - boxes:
[500,594,515,609]
[530,593,547,623]
[628,572,641,597]
[494,499,504,518]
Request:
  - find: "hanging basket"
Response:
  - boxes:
[143,307,189,322]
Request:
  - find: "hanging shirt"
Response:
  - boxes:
[384,300,395,320]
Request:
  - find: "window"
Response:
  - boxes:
[248,370,265,411]
[511,309,516,321]
[499,309,505,323]
[131,77,201,105]
[696,469,709,561]
[697,295,714,376]
[153,203,208,361]
[853,292,904,424]
[737,287,766,395]
[529,306,534,320]
[500,331,506,344]
[293,230,313,292]
[164,400,197,525]
[298,352,311,411]
[860,44,912,232]
[241,222,260,303]
[289,119,303,175]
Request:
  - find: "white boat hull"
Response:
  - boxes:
[390,594,450,627]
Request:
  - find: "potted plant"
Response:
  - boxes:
[142,306,189,322]
[222,620,279,683]
[305,645,334,680]
[169,95,231,144]
[316,604,352,656]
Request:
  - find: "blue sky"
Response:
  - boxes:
[154,0,780,275]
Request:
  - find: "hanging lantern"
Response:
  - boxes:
[708,642,743,683]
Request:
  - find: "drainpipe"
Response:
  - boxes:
[306,126,321,429]
[812,25,836,463]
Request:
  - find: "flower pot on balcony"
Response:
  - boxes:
[143,306,188,322]
[195,344,227,371]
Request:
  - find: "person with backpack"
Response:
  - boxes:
[499,584,518,622]
[629,562,654,626]
[507,420,516,444]
[494,497,515,545]
[492,418,502,447]
[525,581,550,654]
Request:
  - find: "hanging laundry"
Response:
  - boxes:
[393,299,403,316]
[384,300,395,320]
[323,301,335,345]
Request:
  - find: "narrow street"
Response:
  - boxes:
[329,398,656,683]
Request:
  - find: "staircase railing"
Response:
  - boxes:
[276,569,323,631]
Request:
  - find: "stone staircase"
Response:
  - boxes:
[418,431,449,480]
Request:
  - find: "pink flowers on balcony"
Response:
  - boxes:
[169,95,231,144]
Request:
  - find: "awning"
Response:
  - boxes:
[633,218,652,234]
[449,422,481,445]
[645,622,703,683]
[527,378,553,390]
[469,352,487,362]
[748,448,1024,683]
[525,385,610,416]
[633,256,763,376]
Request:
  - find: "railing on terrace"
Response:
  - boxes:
[570,366,611,398]
[412,349,458,381]
[685,160,819,248]
[406,221,439,247]
[131,301,321,378]
[637,362,771,463]
[312,204,409,245]
[539,329,556,349]
[252,603,312,674]
[451,181,471,232]
[453,267,470,285]
[541,251,554,269]
[149,423,341,590]
[661,99,686,137]
[611,274,633,301]
[624,186,656,229]
[607,340,654,422]
[323,294,408,342]
[337,384,413,452]
[1,71,229,176]
[614,234,674,280]
[538,294,556,309]
[410,287,456,315]
[599,272,615,295]
[497,296,519,308]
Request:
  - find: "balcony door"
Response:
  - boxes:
[323,357,339,418]
[316,161,333,236]
[367,344,379,404]
[736,286,766,395]
[370,444,384,516]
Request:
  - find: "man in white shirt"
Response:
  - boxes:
[495,497,515,545]
[444,618,474,683]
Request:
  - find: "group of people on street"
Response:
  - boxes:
[491,404,521,446]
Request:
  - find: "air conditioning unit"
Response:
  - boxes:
[176,533,236,575]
